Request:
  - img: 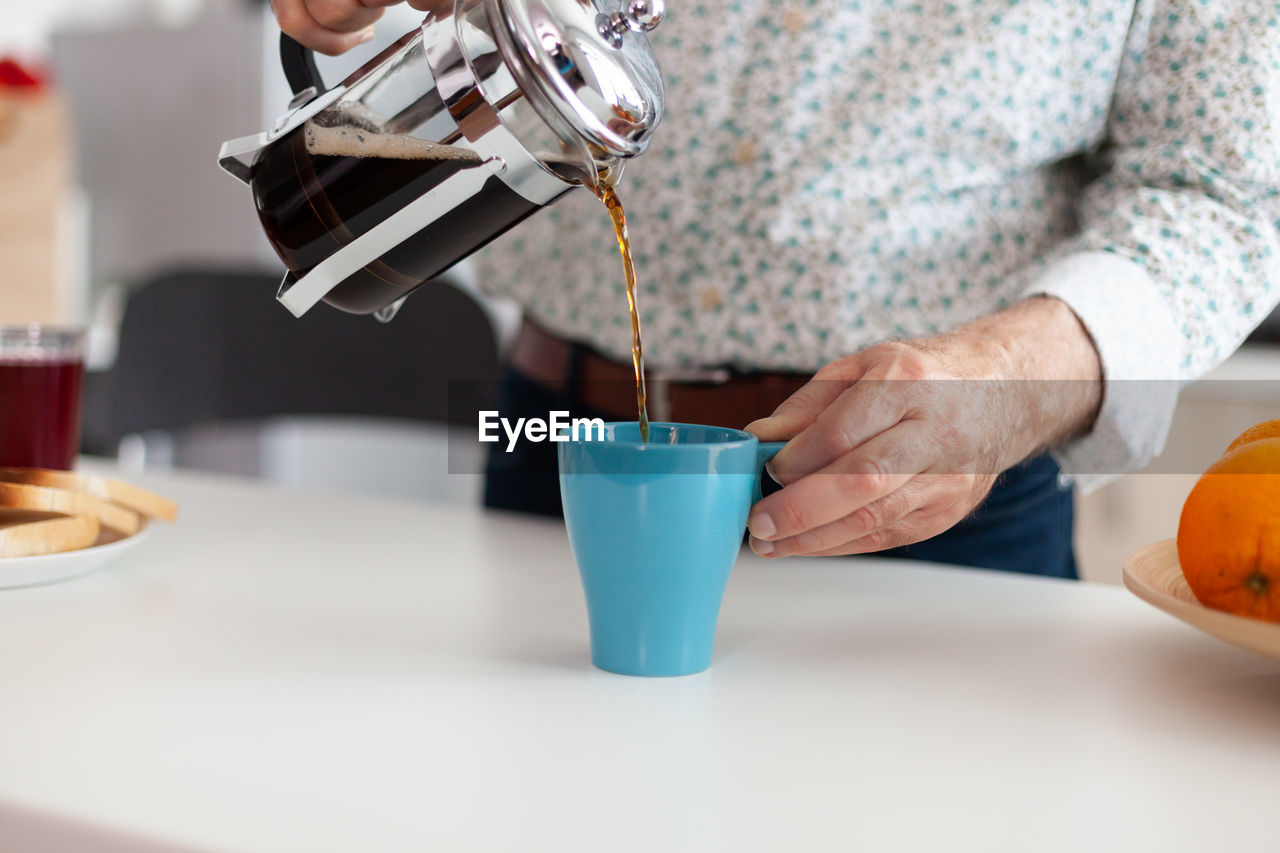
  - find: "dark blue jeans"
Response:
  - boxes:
[483,367,1078,580]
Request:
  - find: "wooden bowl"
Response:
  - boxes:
[1124,539,1280,663]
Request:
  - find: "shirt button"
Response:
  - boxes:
[782,10,807,33]
[700,288,724,311]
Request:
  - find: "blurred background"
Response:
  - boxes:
[2,0,1278,582]
[1,0,517,505]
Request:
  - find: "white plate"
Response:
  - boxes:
[0,525,152,589]
[1123,539,1280,663]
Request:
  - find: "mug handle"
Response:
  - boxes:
[753,442,786,504]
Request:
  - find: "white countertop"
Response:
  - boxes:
[1,466,1278,853]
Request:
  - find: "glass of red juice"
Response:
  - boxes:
[0,326,86,471]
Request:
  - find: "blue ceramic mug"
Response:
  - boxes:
[558,422,784,676]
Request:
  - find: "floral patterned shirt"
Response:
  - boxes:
[476,0,1280,481]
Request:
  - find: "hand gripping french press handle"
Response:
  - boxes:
[598,0,665,49]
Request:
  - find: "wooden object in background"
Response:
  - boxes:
[0,90,72,323]
[1124,539,1280,663]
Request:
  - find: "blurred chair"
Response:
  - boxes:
[1247,304,1280,345]
[83,266,500,504]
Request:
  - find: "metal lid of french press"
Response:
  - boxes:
[493,0,666,160]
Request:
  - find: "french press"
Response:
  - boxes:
[218,0,665,320]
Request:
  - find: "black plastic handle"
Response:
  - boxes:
[280,33,324,96]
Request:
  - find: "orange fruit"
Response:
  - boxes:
[1177,437,1280,622]
[1225,419,1280,454]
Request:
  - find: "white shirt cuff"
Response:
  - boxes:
[1020,251,1184,492]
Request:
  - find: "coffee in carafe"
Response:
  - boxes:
[251,110,541,315]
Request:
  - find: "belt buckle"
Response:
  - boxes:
[647,367,732,423]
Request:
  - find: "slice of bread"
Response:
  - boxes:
[0,511,100,558]
[0,482,141,536]
[0,468,178,522]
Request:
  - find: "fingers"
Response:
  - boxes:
[745,379,849,442]
[751,474,975,557]
[307,0,386,30]
[766,378,907,485]
[747,420,931,545]
[799,506,951,557]
[799,482,987,556]
[751,479,919,557]
[744,355,872,442]
[271,0,386,55]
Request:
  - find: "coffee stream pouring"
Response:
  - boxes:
[218,0,665,321]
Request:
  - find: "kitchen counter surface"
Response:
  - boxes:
[0,465,1277,852]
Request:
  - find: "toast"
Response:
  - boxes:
[0,511,100,558]
[0,482,141,536]
[0,468,178,523]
